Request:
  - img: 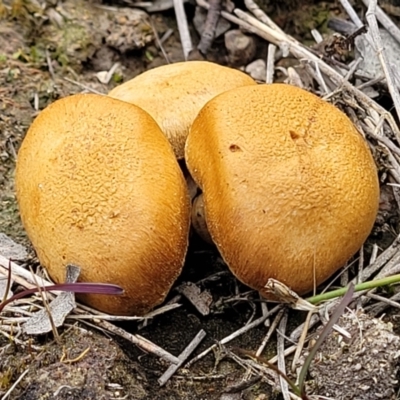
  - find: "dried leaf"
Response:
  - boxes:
[23,264,80,335]
[178,282,212,316]
[0,233,28,260]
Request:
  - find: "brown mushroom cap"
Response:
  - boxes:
[185,83,379,296]
[108,61,256,159]
[16,93,190,315]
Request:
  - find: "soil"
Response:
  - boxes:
[1,0,400,399]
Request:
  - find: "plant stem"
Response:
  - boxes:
[306,274,400,304]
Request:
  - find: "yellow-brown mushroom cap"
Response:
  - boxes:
[108,61,257,159]
[16,93,190,315]
[185,83,379,296]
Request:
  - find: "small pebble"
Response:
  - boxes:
[224,29,256,66]
[245,59,266,81]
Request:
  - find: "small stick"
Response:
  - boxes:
[367,290,400,316]
[277,312,290,400]
[260,297,270,327]
[290,314,320,342]
[268,342,306,365]
[173,0,193,59]
[339,0,363,27]
[311,29,323,44]
[45,48,56,81]
[367,292,400,311]
[158,329,207,386]
[197,0,222,55]
[256,309,284,357]
[356,76,385,90]
[266,44,276,84]
[227,349,279,388]
[95,318,180,365]
[160,28,174,45]
[291,310,313,373]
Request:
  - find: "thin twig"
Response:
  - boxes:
[256,309,284,357]
[266,44,276,84]
[45,48,56,81]
[291,310,313,373]
[198,0,222,55]
[95,318,180,364]
[339,0,363,27]
[174,0,193,59]
[354,233,400,283]
[366,292,400,311]
[158,329,207,386]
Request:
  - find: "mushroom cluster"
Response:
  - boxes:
[15,61,379,316]
[15,61,255,316]
[185,83,379,297]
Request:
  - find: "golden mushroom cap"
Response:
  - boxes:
[16,93,190,315]
[185,83,379,296]
[108,61,257,159]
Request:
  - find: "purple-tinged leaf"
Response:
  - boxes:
[0,282,124,313]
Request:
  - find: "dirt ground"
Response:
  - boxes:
[1,0,400,399]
